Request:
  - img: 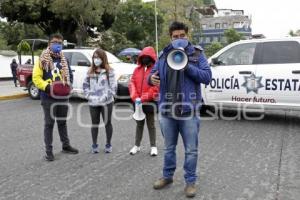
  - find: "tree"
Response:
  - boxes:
[0,21,45,50]
[0,0,119,44]
[156,0,204,49]
[224,28,244,44]
[0,22,8,49]
[204,42,223,57]
[87,30,135,54]
[289,29,300,36]
[0,35,8,50]
[157,0,203,23]
[111,0,164,49]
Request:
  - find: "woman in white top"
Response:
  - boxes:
[83,48,117,154]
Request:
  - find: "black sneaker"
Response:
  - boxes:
[45,151,54,161]
[62,145,79,154]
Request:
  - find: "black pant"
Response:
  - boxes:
[12,72,17,86]
[135,112,156,147]
[89,103,113,145]
[41,100,70,152]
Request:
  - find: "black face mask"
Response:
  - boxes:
[141,56,153,66]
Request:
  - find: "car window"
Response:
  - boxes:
[71,52,90,66]
[218,43,256,65]
[260,41,300,64]
[63,52,72,64]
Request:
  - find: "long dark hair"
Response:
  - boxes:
[88,49,111,82]
[89,49,110,72]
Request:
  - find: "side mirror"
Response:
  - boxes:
[77,60,90,66]
[63,40,68,47]
[211,57,221,66]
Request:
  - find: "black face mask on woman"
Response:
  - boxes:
[141,56,153,66]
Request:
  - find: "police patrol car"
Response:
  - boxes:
[202,37,300,111]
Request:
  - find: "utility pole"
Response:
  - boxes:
[154,0,158,55]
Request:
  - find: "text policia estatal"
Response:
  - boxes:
[206,77,300,91]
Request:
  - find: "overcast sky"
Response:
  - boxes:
[214,0,300,38]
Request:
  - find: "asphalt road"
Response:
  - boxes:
[0,98,299,200]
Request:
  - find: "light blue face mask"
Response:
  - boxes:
[171,38,189,49]
[93,58,102,67]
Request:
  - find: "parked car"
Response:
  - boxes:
[17,55,40,99]
[17,43,136,99]
[62,48,136,99]
[202,37,300,111]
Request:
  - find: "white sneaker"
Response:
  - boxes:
[150,147,158,156]
[129,146,141,155]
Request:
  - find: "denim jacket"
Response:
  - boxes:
[83,69,117,106]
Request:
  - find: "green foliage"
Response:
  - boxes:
[204,42,223,57]
[156,0,204,49]
[0,39,8,50]
[203,0,215,4]
[0,0,207,51]
[157,0,203,23]
[0,21,45,50]
[0,0,119,44]
[17,40,31,53]
[87,30,135,54]
[289,29,300,36]
[112,0,163,49]
[0,34,8,50]
[224,28,244,44]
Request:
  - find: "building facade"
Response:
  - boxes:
[194,9,252,47]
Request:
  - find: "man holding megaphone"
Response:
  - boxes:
[149,21,212,198]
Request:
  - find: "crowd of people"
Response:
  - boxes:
[31,21,212,198]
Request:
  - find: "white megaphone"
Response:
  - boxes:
[166,38,189,70]
[166,47,188,70]
[133,99,146,121]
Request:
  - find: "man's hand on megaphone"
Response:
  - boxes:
[151,71,160,86]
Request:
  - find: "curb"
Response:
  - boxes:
[0,93,29,100]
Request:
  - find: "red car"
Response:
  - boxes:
[17,61,38,99]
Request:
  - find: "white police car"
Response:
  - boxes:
[202,38,300,111]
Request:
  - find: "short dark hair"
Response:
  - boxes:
[49,33,63,42]
[169,21,189,36]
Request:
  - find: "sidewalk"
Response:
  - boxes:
[0,80,29,100]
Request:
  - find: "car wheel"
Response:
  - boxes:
[28,81,40,100]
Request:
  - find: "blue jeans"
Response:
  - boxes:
[159,115,200,184]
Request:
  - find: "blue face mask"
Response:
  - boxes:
[51,43,63,53]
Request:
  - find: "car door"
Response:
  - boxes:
[254,41,300,110]
[205,42,258,108]
[70,52,91,93]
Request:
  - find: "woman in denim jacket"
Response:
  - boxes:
[83,48,117,153]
